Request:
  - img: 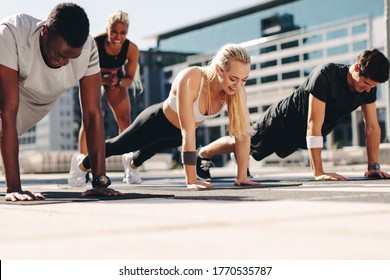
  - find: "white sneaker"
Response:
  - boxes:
[122,152,143,184]
[68,153,87,187]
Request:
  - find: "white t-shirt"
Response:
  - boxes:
[0,13,100,135]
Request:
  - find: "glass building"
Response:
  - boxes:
[156,0,388,165]
[157,0,384,54]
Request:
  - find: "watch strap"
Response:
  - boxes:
[92,174,111,188]
[367,163,380,171]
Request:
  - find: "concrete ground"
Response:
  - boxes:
[1,162,390,260]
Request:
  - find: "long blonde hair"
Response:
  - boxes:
[204,44,251,140]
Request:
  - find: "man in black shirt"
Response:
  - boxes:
[197,49,390,182]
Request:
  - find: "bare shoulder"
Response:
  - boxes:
[176,66,203,82]
[127,41,139,58]
[171,67,204,95]
[128,41,139,51]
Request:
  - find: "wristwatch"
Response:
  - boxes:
[368,163,380,171]
[92,174,111,188]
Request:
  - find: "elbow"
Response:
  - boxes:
[365,123,380,137]
[0,109,18,126]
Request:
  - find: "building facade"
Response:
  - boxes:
[18,0,388,167]
[19,87,78,152]
[158,0,388,165]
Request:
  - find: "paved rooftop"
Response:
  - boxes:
[1,162,390,261]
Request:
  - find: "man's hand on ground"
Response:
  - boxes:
[5,191,45,202]
[364,170,390,179]
[82,187,123,197]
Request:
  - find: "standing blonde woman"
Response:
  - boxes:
[78,10,140,154]
[69,43,260,191]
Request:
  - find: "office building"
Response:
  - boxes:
[18,0,388,166]
[157,0,388,164]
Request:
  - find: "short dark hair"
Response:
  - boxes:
[45,2,89,48]
[356,49,390,83]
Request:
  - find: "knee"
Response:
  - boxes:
[116,110,131,126]
[118,111,131,121]
[226,136,236,148]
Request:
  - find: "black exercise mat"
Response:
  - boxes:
[137,182,302,191]
[305,176,390,183]
[213,176,390,183]
[343,176,390,181]
[0,191,174,205]
[199,182,302,190]
[209,176,281,183]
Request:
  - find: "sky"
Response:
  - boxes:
[0,0,265,50]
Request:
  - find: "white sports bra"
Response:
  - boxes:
[164,75,224,122]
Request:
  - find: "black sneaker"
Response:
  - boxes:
[196,155,214,180]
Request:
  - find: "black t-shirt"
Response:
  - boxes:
[263,63,377,148]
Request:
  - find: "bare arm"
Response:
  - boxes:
[307,94,348,180]
[176,69,199,184]
[78,73,123,197]
[79,73,106,178]
[119,42,139,88]
[176,69,212,189]
[0,65,22,192]
[361,102,390,178]
[0,65,44,201]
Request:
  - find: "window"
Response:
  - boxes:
[353,41,367,52]
[303,34,322,45]
[282,70,300,80]
[282,55,299,64]
[281,40,299,49]
[327,28,348,40]
[261,74,278,83]
[262,105,270,111]
[260,45,277,54]
[327,45,349,56]
[260,60,277,68]
[246,78,257,86]
[189,62,202,67]
[303,50,323,60]
[352,24,366,35]
[164,70,173,79]
[304,67,314,77]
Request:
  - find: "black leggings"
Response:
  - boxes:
[82,102,182,169]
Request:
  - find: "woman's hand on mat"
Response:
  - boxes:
[314,172,349,181]
[186,180,213,190]
[364,170,390,179]
[5,190,45,202]
[81,187,123,197]
[234,178,261,186]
